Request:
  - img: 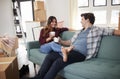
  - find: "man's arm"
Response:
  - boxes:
[114,30,120,36]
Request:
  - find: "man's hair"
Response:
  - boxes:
[81,13,95,24]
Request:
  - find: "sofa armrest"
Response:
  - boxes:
[26,41,40,56]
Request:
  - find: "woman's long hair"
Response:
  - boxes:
[43,16,57,36]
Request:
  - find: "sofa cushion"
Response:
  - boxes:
[29,49,47,65]
[97,36,120,61]
[62,58,120,79]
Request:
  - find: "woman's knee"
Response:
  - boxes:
[49,41,56,45]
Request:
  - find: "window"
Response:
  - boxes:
[111,10,119,24]
[78,0,89,7]
[93,0,107,7]
[73,0,120,29]
[111,0,120,6]
[93,11,106,24]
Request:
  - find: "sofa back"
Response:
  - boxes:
[61,31,75,40]
[97,36,120,61]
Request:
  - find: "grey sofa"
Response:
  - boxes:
[27,31,120,79]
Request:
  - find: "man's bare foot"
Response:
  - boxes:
[67,46,74,52]
[61,47,68,62]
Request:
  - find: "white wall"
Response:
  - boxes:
[45,0,70,27]
[0,0,16,36]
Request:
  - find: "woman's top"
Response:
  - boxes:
[39,27,68,45]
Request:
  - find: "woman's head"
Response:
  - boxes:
[47,16,57,28]
[43,16,57,36]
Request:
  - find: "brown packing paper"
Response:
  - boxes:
[34,10,47,22]
[0,37,18,57]
[34,1,45,10]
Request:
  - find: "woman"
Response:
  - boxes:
[39,16,69,62]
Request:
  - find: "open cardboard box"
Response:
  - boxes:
[0,37,18,57]
[0,52,7,57]
[0,56,19,79]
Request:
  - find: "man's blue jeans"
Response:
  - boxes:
[40,41,62,55]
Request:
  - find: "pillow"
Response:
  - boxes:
[57,21,64,28]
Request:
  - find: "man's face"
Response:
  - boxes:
[81,16,88,28]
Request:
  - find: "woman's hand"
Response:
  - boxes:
[49,34,55,38]
[46,37,53,42]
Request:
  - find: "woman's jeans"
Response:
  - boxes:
[35,50,86,79]
[40,41,62,54]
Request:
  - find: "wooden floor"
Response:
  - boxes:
[17,38,64,79]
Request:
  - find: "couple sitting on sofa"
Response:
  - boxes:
[26,13,120,79]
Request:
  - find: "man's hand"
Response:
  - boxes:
[114,30,120,36]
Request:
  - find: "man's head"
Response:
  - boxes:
[81,13,95,25]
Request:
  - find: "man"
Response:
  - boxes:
[27,13,120,79]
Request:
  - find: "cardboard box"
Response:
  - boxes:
[0,52,7,57]
[118,12,120,30]
[0,57,19,79]
[34,1,45,10]
[34,10,47,22]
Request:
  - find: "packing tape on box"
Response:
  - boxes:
[0,61,12,64]
[0,61,14,70]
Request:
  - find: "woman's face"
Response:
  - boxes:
[50,19,57,28]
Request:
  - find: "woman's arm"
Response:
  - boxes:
[39,29,53,45]
[68,27,76,31]
[39,29,46,45]
[46,35,54,42]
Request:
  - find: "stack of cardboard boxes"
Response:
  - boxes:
[34,1,47,22]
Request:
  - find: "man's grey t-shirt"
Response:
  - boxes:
[72,28,91,56]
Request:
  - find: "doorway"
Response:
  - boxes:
[19,0,34,35]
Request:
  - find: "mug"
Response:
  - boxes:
[49,31,55,36]
[54,37,59,42]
